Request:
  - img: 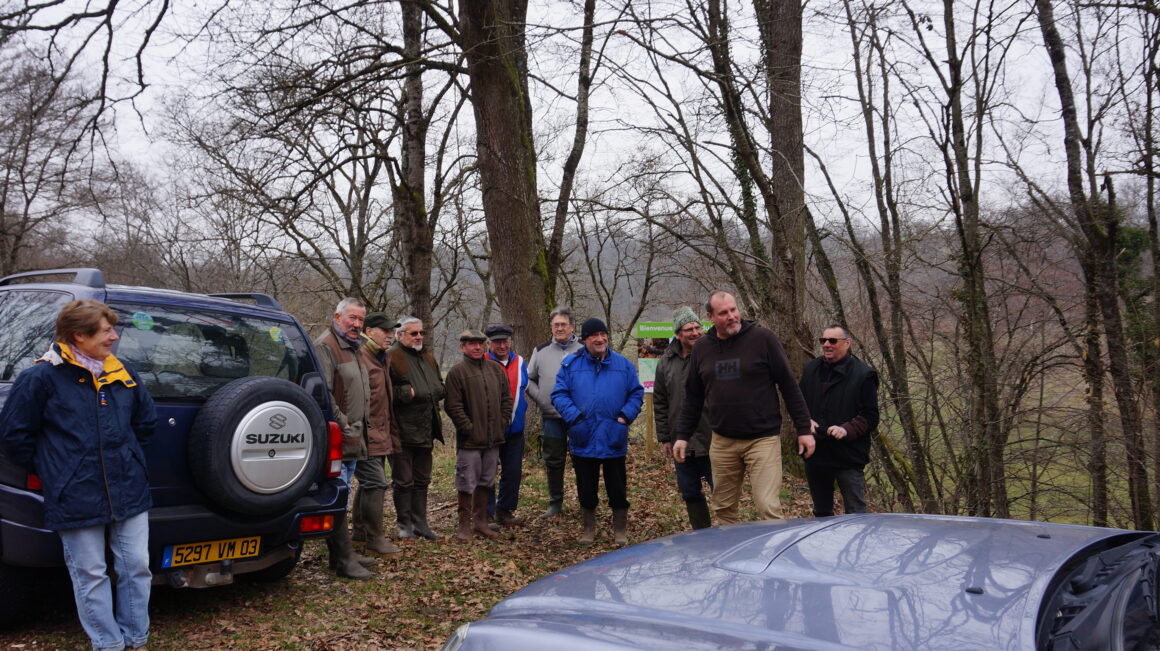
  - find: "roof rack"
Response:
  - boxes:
[208,293,283,310]
[0,268,106,288]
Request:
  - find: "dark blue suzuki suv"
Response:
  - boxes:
[0,269,348,625]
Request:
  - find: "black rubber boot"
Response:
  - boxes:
[330,523,373,580]
[686,500,712,530]
[393,486,415,539]
[361,488,402,555]
[541,437,567,519]
[412,487,442,540]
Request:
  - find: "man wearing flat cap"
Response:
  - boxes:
[483,324,529,527]
[552,317,643,547]
[351,312,404,556]
[444,329,513,542]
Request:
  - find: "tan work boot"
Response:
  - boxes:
[496,509,524,527]
[612,508,628,546]
[578,508,597,546]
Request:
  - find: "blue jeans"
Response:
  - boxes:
[488,432,526,515]
[675,452,713,503]
[541,416,568,440]
[59,511,151,650]
[339,460,357,489]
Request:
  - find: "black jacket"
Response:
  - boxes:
[675,320,811,441]
[799,353,879,469]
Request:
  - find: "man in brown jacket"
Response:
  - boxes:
[444,329,512,542]
[353,312,404,556]
[314,297,375,580]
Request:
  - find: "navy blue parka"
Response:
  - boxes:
[0,343,156,531]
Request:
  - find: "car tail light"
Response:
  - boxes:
[300,514,334,534]
[327,421,342,477]
[25,474,41,491]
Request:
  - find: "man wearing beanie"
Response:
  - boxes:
[444,329,512,541]
[525,306,583,518]
[654,306,713,530]
[673,291,815,524]
[551,317,644,546]
[352,312,404,555]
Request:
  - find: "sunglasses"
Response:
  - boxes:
[818,337,847,345]
[405,330,426,336]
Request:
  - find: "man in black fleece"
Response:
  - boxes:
[673,291,815,523]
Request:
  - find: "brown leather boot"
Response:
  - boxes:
[455,491,473,542]
[612,508,628,546]
[578,508,597,546]
[473,487,499,539]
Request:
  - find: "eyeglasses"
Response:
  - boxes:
[406,330,426,337]
[679,325,702,334]
[818,337,847,345]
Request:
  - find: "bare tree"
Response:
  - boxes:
[0,48,99,275]
[1035,0,1153,529]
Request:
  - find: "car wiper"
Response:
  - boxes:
[1043,533,1160,650]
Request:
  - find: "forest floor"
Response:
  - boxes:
[3,438,816,650]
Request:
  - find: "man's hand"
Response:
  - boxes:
[673,440,688,463]
[826,425,847,440]
[661,441,673,459]
[798,434,816,459]
[810,419,819,435]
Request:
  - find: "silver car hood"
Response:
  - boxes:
[464,513,1143,650]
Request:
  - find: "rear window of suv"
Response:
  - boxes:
[0,290,74,381]
[110,303,318,400]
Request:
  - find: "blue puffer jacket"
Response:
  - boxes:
[551,349,644,459]
[0,343,156,531]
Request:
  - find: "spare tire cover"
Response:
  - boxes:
[188,376,326,516]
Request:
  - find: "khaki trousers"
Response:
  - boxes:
[708,433,782,524]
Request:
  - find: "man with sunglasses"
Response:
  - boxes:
[388,317,446,540]
[799,325,879,516]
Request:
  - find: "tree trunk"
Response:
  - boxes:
[458,0,549,352]
[545,0,596,307]
[394,0,434,327]
[1035,0,1153,529]
[935,0,1005,517]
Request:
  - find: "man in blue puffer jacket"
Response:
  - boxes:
[552,317,643,547]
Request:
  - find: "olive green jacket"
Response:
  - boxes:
[387,341,445,448]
